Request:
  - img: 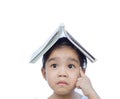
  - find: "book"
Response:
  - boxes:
[30,24,96,63]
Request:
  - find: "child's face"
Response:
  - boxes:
[42,46,81,95]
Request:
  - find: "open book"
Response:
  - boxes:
[30,24,96,63]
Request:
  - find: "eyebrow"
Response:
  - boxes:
[47,57,59,62]
[47,57,79,64]
[67,58,79,64]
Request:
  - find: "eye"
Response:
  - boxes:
[51,64,57,68]
[68,64,75,69]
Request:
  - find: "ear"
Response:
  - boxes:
[41,68,47,80]
[82,68,86,73]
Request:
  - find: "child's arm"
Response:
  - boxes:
[76,67,100,99]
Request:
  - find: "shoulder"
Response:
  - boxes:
[74,91,88,99]
[81,96,88,99]
[75,89,88,99]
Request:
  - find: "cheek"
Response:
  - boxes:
[69,71,80,83]
[45,71,58,89]
[45,70,56,82]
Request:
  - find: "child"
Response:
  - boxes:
[30,25,100,99]
[41,37,100,99]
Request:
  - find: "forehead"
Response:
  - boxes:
[47,46,80,62]
[51,45,78,54]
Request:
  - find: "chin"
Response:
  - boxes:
[54,89,74,96]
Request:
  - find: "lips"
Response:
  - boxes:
[57,81,68,86]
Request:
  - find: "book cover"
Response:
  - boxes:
[30,24,96,63]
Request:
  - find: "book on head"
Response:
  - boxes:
[30,24,96,63]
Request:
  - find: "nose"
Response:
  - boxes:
[58,66,68,77]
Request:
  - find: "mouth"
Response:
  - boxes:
[57,81,68,86]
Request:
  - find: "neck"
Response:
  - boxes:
[48,91,81,99]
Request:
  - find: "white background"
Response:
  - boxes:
[0,0,120,99]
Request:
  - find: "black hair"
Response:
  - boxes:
[42,37,87,69]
